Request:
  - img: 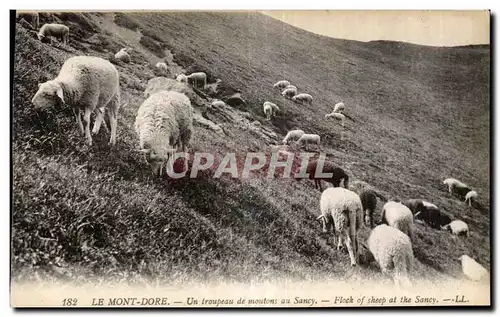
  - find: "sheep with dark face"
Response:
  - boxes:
[414,205,453,229]
[299,159,349,191]
[359,189,378,228]
[403,199,426,215]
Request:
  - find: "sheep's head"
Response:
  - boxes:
[316,214,332,233]
[138,146,176,176]
[441,224,452,232]
[31,80,64,110]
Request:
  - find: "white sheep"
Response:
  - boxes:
[16,11,39,29]
[316,187,363,266]
[296,133,321,151]
[442,220,469,237]
[31,56,121,146]
[115,48,131,63]
[37,23,69,45]
[465,190,478,206]
[262,101,279,120]
[135,91,193,175]
[281,87,297,99]
[155,62,168,73]
[367,224,415,288]
[273,80,290,89]
[176,73,188,83]
[380,201,415,242]
[443,178,471,196]
[325,112,346,127]
[291,93,313,105]
[459,255,489,282]
[282,129,305,145]
[333,102,345,113]
[285,85,297,90]
[186,72,207,89]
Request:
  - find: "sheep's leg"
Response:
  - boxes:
[83,107,92,146]
[343,229,356,266]
[336,234,343,251]
[108,107,118,146]
[92,108,105,135]
[73,108,84,136]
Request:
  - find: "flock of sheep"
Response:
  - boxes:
[20,11,488,288]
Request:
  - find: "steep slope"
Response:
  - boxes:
[11,11,490,286]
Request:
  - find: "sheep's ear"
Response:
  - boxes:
[138,149,150,154]
[316,215,324,220]
[55,84,65,103]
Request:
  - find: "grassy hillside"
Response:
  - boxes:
[11,11,490,286]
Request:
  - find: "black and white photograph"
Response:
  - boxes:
[10,9,491,307]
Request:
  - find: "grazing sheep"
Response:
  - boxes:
[296,133,321,151]
[155,62,168,73]
[37,23,69,45]
[115,48,131,63]
[359,189,378,228]
[333,102,345,114]
[402,199,426,215]
[367,224,415,288]
[443,178,471,197]
[273,80,290,89]
[442,220,469,237]
[459,255,489,282]
[282,129,305,145]
[176,73,188,83]
[135,91,193,175]
[263,101,279,120]
[281,87,297,99]
[186,72,207,89]
[16,11,39,29]
[349,180,387,202]
[292,93,313,105]
[300,159,349,191]
[325,112,346,126]
[31,56,120,146]
[317,187,363,266]
[465,190,478,206]
[380,201,415,242]
[414,205,452,229]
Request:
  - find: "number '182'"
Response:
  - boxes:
[62,298,78,306]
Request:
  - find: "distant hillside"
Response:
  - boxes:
[12,11,490,287]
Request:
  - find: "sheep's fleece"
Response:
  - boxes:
[367,224,415,287]
[135,90,193,174]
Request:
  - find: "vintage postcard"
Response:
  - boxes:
[11,10,491,307]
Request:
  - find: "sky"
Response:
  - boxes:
[261,10,490,47]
